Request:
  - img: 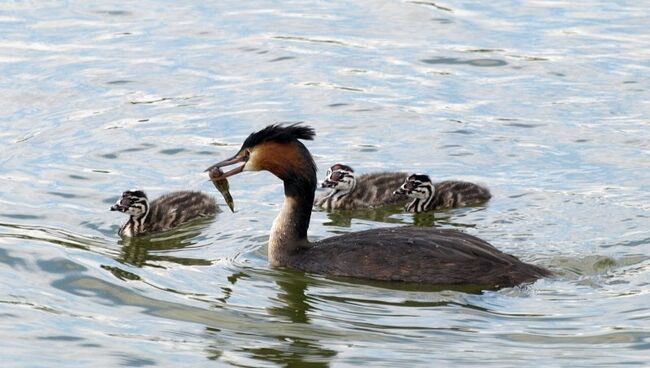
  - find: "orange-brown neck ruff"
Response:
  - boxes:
[251,142,309,179]
[252,141,317,265]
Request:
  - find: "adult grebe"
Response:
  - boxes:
[206,124,549,287]
[314,164,408,210]
[394,173,491,213]
[110,190,218,237]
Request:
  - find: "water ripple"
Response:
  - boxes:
[1,0,650,366]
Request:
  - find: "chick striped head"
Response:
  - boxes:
[394,174,435,199]
[321,164,355,191]
[110,190,149,218]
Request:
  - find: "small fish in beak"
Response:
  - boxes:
[208,167,235,212]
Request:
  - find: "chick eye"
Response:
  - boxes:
[331,171,344,181]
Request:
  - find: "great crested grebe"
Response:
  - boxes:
[206,124,549,287]
[110,190,218,237]
[395,173,492,213]
[314,164,408,210]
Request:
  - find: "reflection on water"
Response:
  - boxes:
[115,219,214,268]
[245,272,337,367]
[50,267,339,366]
[101,219,216,280]
[1,0,650,366]
[320,204,483,229]
[413,211,437,227]
[421,57,508,67]
[320,204,405,228]
[0,221,108,253]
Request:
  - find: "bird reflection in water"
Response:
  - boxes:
[204,269,337,367]
[103,219,214,281]
[322,206,483,229]
[319,204,407,228]
[246,270,336,367]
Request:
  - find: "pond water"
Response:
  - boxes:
[1,1,649,366]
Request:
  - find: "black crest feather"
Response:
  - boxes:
[241,123,315,150]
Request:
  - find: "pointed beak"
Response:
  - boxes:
[110,203,128,212]
[393,186,407,196]
[205,154,247,180]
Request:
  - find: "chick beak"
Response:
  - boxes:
[110,203,127,212]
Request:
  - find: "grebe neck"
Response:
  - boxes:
[120,206,150,237]
[338,177,357,197]
[405,182,435,213]
[269,171,316,266]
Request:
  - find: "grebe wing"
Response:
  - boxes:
[293,227,545,285]
[314,227,515,263]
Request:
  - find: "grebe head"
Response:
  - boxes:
[206,123,317,185]
[394,174,435,199]
[321,163,355,190]
[207,124,318,253]
[110,190,149,218]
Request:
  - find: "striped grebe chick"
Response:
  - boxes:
[206,124,549,287]
[395,174,491,213]
[110,190,218,237]
[314,164,408,210]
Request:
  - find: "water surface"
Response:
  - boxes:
[1,1,649,366]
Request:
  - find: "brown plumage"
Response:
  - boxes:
[110,190,218,237]
[314,164,408,210]
[206,124,549,288]
[395,174,491,213]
